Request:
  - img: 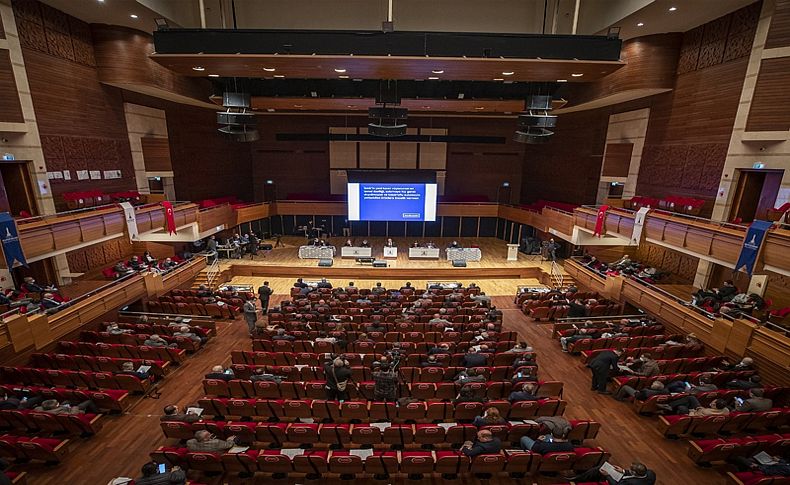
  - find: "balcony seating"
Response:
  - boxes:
[56,341,186,364]
[61,191,111,210]
[1,366,153,393]
[557,324,665,338]
[634,387,788,416]
[657,408,790,438]
[612,370,757,392]
[568,334,684,354]
[79,331,202,352]
[101,321,214,338]
[767,202,790,222]
[0,384,128,413]
[687,433,790,465]
[0,435,69,463]
[579,343,703,363]
[31,353,169,377]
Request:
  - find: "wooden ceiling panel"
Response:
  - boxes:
[150,54,624,82]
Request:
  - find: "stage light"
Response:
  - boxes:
[637,22,644,27]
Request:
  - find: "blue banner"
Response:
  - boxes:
[0,212,27,269]
[734,220,772,276]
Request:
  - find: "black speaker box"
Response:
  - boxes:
[372,260,387,267]
[259,244,273,250]
[452,259,467,267]
[318,258,333,267]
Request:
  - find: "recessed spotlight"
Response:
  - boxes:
[192,66,205,71]
[502,71,514,76]
[338,75,349,79]
[334,68,346,73]
[431,70,444,74]
[97,0,104,2]
[273,74,285,78]
[669,6,677,11]
[637,22,644,27]
[556,79,568,82]
[428,76,439,80]
[266,108,275,112]
[294,104,303,108]
[263,67,276,72]
[493,78,504,81]
[571,73,583,77]
[130,14,138,19]
[422,105,431,109]
[208,74,219,77]
[475,106,485,110]
[347,105,355,108]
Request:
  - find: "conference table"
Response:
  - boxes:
[383,246,398,258]
[408,247,441,259]
[446,247,482,261]
[298,245,336,259]
[341,246,373,258]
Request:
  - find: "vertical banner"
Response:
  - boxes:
[593,205,609,237]
[630,207,650,245]
[120,202,139,241]
[734,220,772,276]
[0,212,27,268]
[162,201,177,235]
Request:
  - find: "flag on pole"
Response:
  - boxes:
[162,201,177,235]
[593,205,609,237]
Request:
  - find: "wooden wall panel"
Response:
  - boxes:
[765,0,790,49]
[140,137,172,172]
[601,143,633,177]
[0,50,24,123]
[633,240,699,282]
[746,57,790,132]
[65,236,133,275]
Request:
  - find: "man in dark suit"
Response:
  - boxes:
[587,349,622,394]
[293,278,308,289]
[461,349,487,368]
[316,278,332,289]
[460,429,501,457]
[205,365,234,382]
[257,281,273,314]
[572,461,656,485]
[160,404,201,423]
[735,388,773,412]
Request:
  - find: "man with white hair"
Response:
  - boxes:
[173,325,204,344]
[143,334,176,348]
[186,429,237,452]
[205,365,234,381]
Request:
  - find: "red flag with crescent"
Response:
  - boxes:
[593,205,609,237]
[162,201,177,235]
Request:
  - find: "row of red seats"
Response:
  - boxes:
[615,355,725,375]
[32,353,169,377]
[556,324,663,338]
[231,350,529,367]
[57,341,186,364]
[101,254,183,279]
[267,320,499,332]
[0,409,102,437]
[1,366,152,393]
[80,331,202,352]
[688,433,789,465]
[516,291,598,306]
[613,370,756,392]
[146,300,238,319]
[254,329,518,343]
[624,196,706,216]
[198,195,242,209]
[568,334,683,353]
[0,435,69,464]
[522,297,611,311]
[151,446,609,479]
[658,408,790,438]
[525,304,621,322]
[227,363,541,384]
[251,339,516,354]
[160,420,600,447]
[580,344,703,362]
[101,322,212,338]
[634,388,789,415]
[272,310,497,323]
[0,385,128,413]
[728,470,790,485]
[171,289,253,299]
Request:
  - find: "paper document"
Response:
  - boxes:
[186,407,204,416]
[600,462,623,482]
[754,451,778,465]
[280,448,305,458]
[228,446,249,454]
[136,365,151,374]
[349,449,373,458]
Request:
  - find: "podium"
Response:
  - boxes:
[507,244,519,261]
[383,246,398,258]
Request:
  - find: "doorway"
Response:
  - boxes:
[0,160,38,217]
[729,169,784,223]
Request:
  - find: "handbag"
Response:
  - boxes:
[331,366,348,391]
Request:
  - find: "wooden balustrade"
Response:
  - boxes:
[136,203,198,234]
[196,204,235,233]
[497,206,544,230]
[542,208,574,237]
[235,203,272,225]
[564,259,608,295]
[762,228,790,276]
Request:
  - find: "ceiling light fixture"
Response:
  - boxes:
[637,22,644,27]
[502,71,514,76]
[493,78,504,81]
[192,66,205,71]
[475,106,485,110]
[571,73,583,77]
[431,70,444,74]
[556,79,568,82]
[273,74,285,78]
[669,6,677,11]
[208,74,219,77]
[422,106,431,109]
[263,67,276,72]
[130,14,138,19]
[294,104,303,108]
[338,75,349,79]
[428,76,439,80]
[334,68,346,73]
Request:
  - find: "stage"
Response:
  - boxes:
[215,237,565,296]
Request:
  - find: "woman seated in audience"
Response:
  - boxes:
[142,251,157,265]
[472,407,506,427]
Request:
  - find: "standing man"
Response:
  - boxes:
[243,298,258,336]
[587,349,622,394]
[258,281,273,315]
[206,235,218,263]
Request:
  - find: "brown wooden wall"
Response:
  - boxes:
[0,49,24,123]
[746,57,790,132]
[602,143,633,177]
[633,240,699,283]
[141,137,172,172]
[64,235,133,274]
[765,0,790,48]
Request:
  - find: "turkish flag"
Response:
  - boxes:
[162,201,177,235]
[593,205,609,237]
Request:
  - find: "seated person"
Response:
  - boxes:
[735,388,773,412]
[666,374,717,394]
[142,251,157,265]
[520,428,574,454]
[448,240,460,248]
[344,239,353,247]
[560,328,602,351]
[725,374,762,390]
[411,241,420,248]
[472,407,506,427]
[113,261,135,278]
[271,328,295,341]
[21,276,55,294]
[135,462,186,485]
[205,365,235,381]
[35,398,98,414]
[316,278,332,289]
[293,278,308,289]
[428,343,451,355]
[421,355,443,367]
[385,238,395,247]
[360,239,370,248]
[118,361,151,380]
[461,349,487,368]
[715,357,755,372]
[143,334,177,348]
[173,326,204,344]
[161,404,201,423]
[107,323,133,335]
[158,258,178,270]
[195,284,212,298]
[729,452,790,477]
[615,380,669,402]
[571,461,656,485]
[249,367,284,383]
[0,394,41,410]
[454,368,485,385]
[428,313,450,325]
[40,292,61,309]
[620,354,660,377]
[454,387,487,404]
[127,255,145,271]
[460,429,501,457]
[508,383,539,402]
[366,321,386,333]
[506,341,532,353]
[186,429,237,452]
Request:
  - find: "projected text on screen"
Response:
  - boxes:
[348,182,437,221]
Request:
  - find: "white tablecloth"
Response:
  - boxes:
[298,246,336,259]
[446,247,482,261]
[341,247,372,258]
[408,247,441,259]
